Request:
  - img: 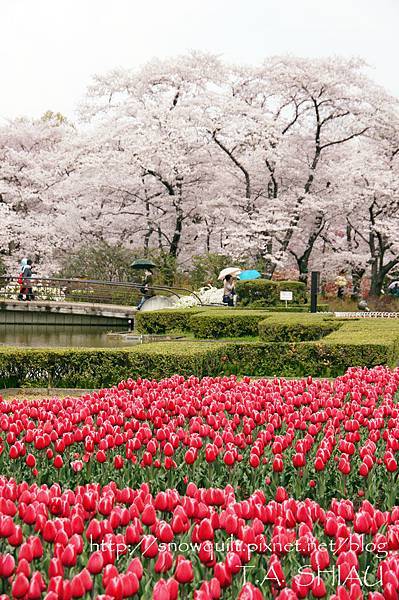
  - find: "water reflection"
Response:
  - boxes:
[0,325,140,348]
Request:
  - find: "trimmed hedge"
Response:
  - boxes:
[136,308,334,340]
[189,311,268,339]
[0,343,226,389]
[217,340,397,378]
[258,314,341,341]
[135,308,202,334]
[0,334,396,388]
[236,280,307,307]
[2,318,399,387]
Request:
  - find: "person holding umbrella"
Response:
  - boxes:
[137,269,154,310]
[130,259,157,310]
[223,274,236,306]
[217,267,241,307]
[388,281,399,298]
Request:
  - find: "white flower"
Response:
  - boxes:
[173,286,224,308]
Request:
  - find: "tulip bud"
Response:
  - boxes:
[174,558,194,584]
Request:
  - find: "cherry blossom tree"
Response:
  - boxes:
[0,53,397,294]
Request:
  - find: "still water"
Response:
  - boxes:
[0,325,141,348]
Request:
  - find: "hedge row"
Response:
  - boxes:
[136,309,334,339]
[0,343,225,389]
[135,308,203,334]
[1,319,399,387]
[258,314,341,342]
[190,310,268,339]
[236,279,307,306]
[218,340,398,378]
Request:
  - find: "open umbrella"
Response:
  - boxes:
[388,281,399,289]
[237,270,261,281]
[130,259,158,270]
[218,267,242,281]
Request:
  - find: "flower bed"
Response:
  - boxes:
[1,366,399,597]
[0,478,398,599]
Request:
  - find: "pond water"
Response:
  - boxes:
[0,325,143,348]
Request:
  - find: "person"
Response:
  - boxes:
[388,282,399,298]
[17,258,28,300]
[18,259,35,301]
[358,299,370,312]
[137,270,154,310]
[223,274,236,307]
[335,271,348,300]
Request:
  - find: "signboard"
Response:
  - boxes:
[280,291,293,301]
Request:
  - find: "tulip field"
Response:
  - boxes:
[1,366,399,598]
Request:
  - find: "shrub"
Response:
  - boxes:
[258,316,341,341]
[236,280,307,307]
[135,308,203,334]
[0,342,225,388]
[213,340,397,378]
[189,311,268,338]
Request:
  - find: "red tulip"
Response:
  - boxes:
[53,455,64,469]
[0,552,15,577]
[238,583,264,599]
[12,573,30,598]
[142,504,157,526]
[155,550,173,573]
[174,557,194,584]
[87,551,104,575]
[141,535,159,558]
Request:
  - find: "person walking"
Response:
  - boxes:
[223,274,236,307]
[335,271,348,300]
[17,258,28,300]
[18,259,35,301]
[137,269,154,310]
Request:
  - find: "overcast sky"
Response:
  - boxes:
[1,0,398,122]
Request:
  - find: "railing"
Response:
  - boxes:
[334,311,399,318]
[0,276,203,306]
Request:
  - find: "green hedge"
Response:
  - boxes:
[135,308,202,334]
[216,340,397,378]
[236,280,307,307]
[0,335,396,388]
[2,318,399,387]
[189,311,268,339]
[258,316,341,342]
[0,343,226,389]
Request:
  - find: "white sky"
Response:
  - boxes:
[0,0,398,122]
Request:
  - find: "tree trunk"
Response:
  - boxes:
[369,261,384,297]
[350,267,365,300]
[296,255,309,285]
[169,176,184,258]
[169,212,183,258]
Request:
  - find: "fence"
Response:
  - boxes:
[0,276,202,306]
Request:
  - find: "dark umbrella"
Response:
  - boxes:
[130,259,158,270]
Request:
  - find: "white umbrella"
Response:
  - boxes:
[218,267,242,281]
[388,281,399,289]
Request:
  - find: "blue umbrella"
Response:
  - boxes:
[237,270,261,281]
